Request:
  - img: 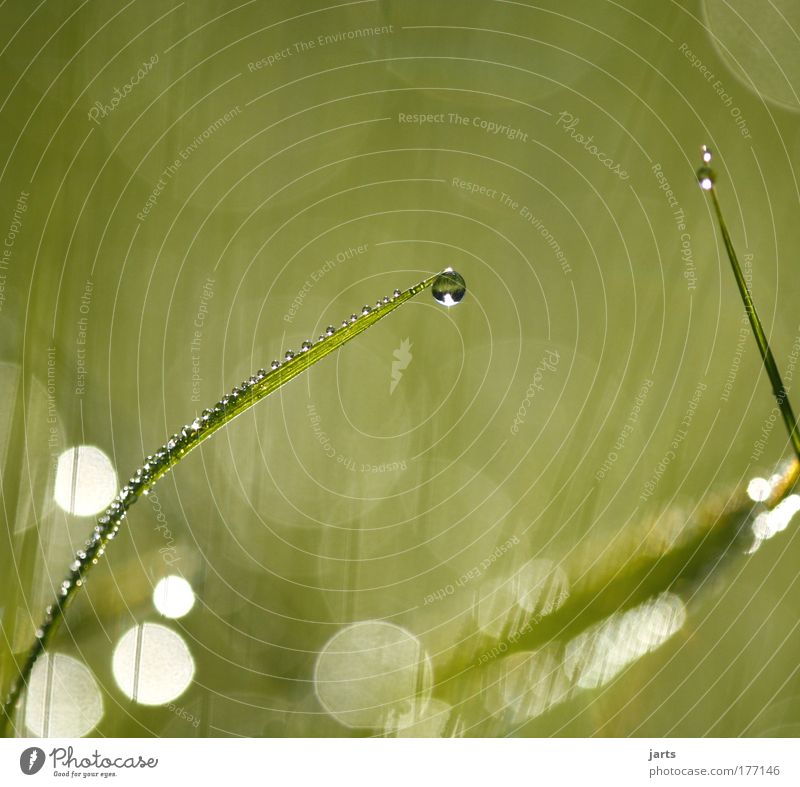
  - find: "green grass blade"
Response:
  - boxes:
[0,270,441,733]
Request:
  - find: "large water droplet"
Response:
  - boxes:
[432,269,466,307]
[697,165,715,190]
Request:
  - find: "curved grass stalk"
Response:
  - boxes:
[1,271,442,735]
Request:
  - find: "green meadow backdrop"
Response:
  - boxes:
[1,0,800,737]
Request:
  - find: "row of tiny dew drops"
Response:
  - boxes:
[45,269,467,637]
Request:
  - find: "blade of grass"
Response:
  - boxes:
[699,146,800,462]
[1,270,442,734]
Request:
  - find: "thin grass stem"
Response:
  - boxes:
[699,147,800,462]
[1,270,442,735]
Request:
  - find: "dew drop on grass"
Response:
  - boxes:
[697,166,716,190]
[432,269,466,307]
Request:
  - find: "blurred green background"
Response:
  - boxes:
[2,0,800,737]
